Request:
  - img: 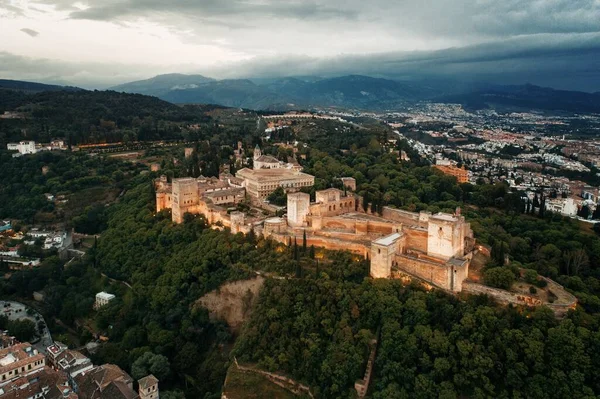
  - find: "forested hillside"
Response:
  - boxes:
[0,89,212,145]
[235,274,600,398]
[0,151,144,224]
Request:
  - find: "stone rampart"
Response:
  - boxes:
[382,207,424,227]
[462,280,577,317]
[397,254,450,290]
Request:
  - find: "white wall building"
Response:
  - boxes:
[6,141,37,155]
[545,197,579,217]
[94,292,115,309]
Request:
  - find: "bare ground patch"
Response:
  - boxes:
[195,276,265,333]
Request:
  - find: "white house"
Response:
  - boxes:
[94,292,115,309]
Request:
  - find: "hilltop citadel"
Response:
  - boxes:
[155,147,475,292]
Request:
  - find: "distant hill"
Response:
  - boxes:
[0,79,81,93]
[160,79,289,109]
[0,89,210,144]
[110,73,216,97]
[437,84,600,113]
[0,79,83,112]
[289,75,432,108]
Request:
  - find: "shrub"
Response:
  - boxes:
[536,279,548,288]
[483,267,516,290]
[529,286,537,294]
[524,269,538,285]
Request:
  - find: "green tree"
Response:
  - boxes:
[483,267,515,290]
[131,352,171,381]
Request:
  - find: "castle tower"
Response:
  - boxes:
[171,178,200,223]
[254,145,262,161]
[230,211,245,234]
[138,375,159,399]
[156,192,166,212]
[370,233,402,278]
[287,192,310,227]
[427,213,465,260]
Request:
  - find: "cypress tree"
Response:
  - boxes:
[302,230,307,253]
[294,238,299,261]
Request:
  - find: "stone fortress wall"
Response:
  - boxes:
[155,171,476,292]
[273,187,475,292]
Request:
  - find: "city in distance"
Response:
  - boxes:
[1,1,600,398]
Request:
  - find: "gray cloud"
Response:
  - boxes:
[0,0,25,17]
[20,28,39,37]
[2,32,600,92]
[51,0,600,40]
[200,33,600,92]
[66,0,357,22]
[0,51,199,88]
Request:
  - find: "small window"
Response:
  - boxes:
[378,249,381,254]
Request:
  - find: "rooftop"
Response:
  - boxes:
[96,292,115,300]
[138,374,158,390]
[255,155,280,163]
[373,233,402,246]
[236,168,313,182]
[430,213,459,222]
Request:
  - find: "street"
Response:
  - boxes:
[0,300,53,353]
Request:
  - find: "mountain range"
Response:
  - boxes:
[2,75,600,113]
[111,74,431,109]
[109,74,466,110]
[109,74,600,113]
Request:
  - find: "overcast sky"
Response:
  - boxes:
[1,0,599,90]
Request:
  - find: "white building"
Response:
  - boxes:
[43,232,66,250]
[94,292,115,309]
[6,141,37,155]
[545,197,579,217]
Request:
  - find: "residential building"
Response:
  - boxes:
[0,343,45,386]
[0,221,11,233]
[0,366,76,399]
[74,364,133,399]
[434,165,469,183]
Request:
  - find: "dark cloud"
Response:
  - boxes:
[66,0,357,22]
[51,0,600,40]
[203,33,600,92]
[20,28,39,37]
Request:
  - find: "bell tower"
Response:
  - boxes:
[138,375,159,399]
[254,145,262,161]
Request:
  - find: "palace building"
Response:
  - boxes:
[235,168,314,200]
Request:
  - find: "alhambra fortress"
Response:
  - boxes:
[155,147,577,313]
